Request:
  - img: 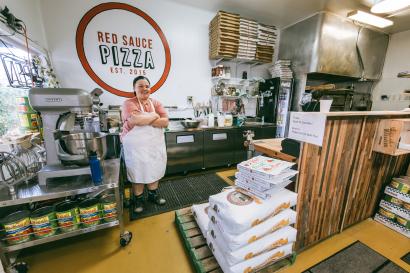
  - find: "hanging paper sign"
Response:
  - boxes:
[288,112,326,146]
[76,2,171,97]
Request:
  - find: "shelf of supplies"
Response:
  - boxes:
[0,159,120,207]
[210,58,269,66]
[374,213,410,238]
[1,220,119,252]
[211,77,249,82]
[379,200,410,221]
[385,186,410,204]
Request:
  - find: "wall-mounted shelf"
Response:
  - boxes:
[211,57,269,67]
[397,71,410,78]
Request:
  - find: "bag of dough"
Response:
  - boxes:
[191,203,210,238]
[209,187,297,235]
[208,208,296,251]
[210,225,296,266]
[207,231,294,273]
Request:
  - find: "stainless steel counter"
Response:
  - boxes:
[0,159,120,207]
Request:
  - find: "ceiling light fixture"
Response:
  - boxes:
[371,0,410,14]
[347,10,394,28]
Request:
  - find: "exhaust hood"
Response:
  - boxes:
[278,12,389,111]
[278,12,389,80]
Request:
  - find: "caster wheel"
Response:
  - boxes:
[120,231,132,247]
[12,261,28,273]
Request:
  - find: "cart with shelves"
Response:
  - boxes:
[0,159,132,273]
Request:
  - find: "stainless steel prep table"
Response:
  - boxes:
[0,159,131,273]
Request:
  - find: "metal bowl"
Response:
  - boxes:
[180,120,200,129]
[60,132,107,160]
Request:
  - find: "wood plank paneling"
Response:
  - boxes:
[296,116,410,251]
[296,118,363,250]
[342,118,410,229]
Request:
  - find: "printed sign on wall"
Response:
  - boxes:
[76,2,171,97]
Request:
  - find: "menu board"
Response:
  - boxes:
[288,112,326,146]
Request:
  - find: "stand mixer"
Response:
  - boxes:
[29,88,107,186]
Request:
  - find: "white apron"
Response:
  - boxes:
[122,98,167,184]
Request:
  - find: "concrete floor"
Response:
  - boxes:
[20,170,410,273]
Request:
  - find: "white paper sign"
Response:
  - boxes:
[288,112,326,146]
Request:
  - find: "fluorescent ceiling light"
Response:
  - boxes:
[347,10,393,28]
[371,0,410,14]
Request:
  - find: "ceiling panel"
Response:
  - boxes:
[168,0,410,33]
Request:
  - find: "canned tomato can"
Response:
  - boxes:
[396,216,410,229]
[101,194,117,222]
[55,201,80,233]
[79,198,102,227]
[30,206,58,238]
[378,208,395,221]
[2,210,32,245]
[384,195,403,207]
[390,178,410,194]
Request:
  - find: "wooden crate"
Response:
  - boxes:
[373,119,410,156]
[175,207,296,273]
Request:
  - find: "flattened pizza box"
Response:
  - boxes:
[237,156,295,180]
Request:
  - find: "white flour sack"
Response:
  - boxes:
[235,179,292,200]
[208,232,294,273]
[208,209,296,251]
[214,226,297,266]
[237,156,295,180]
[209,187,297,235]
[191,203,210,238]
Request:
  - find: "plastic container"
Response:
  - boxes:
[224,114,233,127]
[79,198,102,227]
[208,113,215,127]
[55,201,80,233]
[217,114,225,128]
[1,210,32,245]
[89,151,102,185]
[320,99,333,112]
[101,194,117,222]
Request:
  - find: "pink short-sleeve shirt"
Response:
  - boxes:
[121,97,167,140]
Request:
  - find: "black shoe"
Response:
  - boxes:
[147,189,166,206]
[133,194,144,213]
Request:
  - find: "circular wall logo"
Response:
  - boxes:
[76,2,171,97]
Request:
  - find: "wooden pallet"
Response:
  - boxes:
[175,207,296,273]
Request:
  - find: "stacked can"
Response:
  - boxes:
[16,96,40,133]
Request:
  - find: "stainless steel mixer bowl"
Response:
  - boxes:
[60,132,107,162]
[180,120,200,129]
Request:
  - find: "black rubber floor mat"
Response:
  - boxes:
[303,241,407,273]
[401,252,410,266]
[130,173,229,220]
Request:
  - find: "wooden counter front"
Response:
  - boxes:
[295,114,410,250]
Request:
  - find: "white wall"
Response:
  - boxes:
[37,0,210,107]
[372,29,410,110]
[38,0,270,108]
[1,0,48,49]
